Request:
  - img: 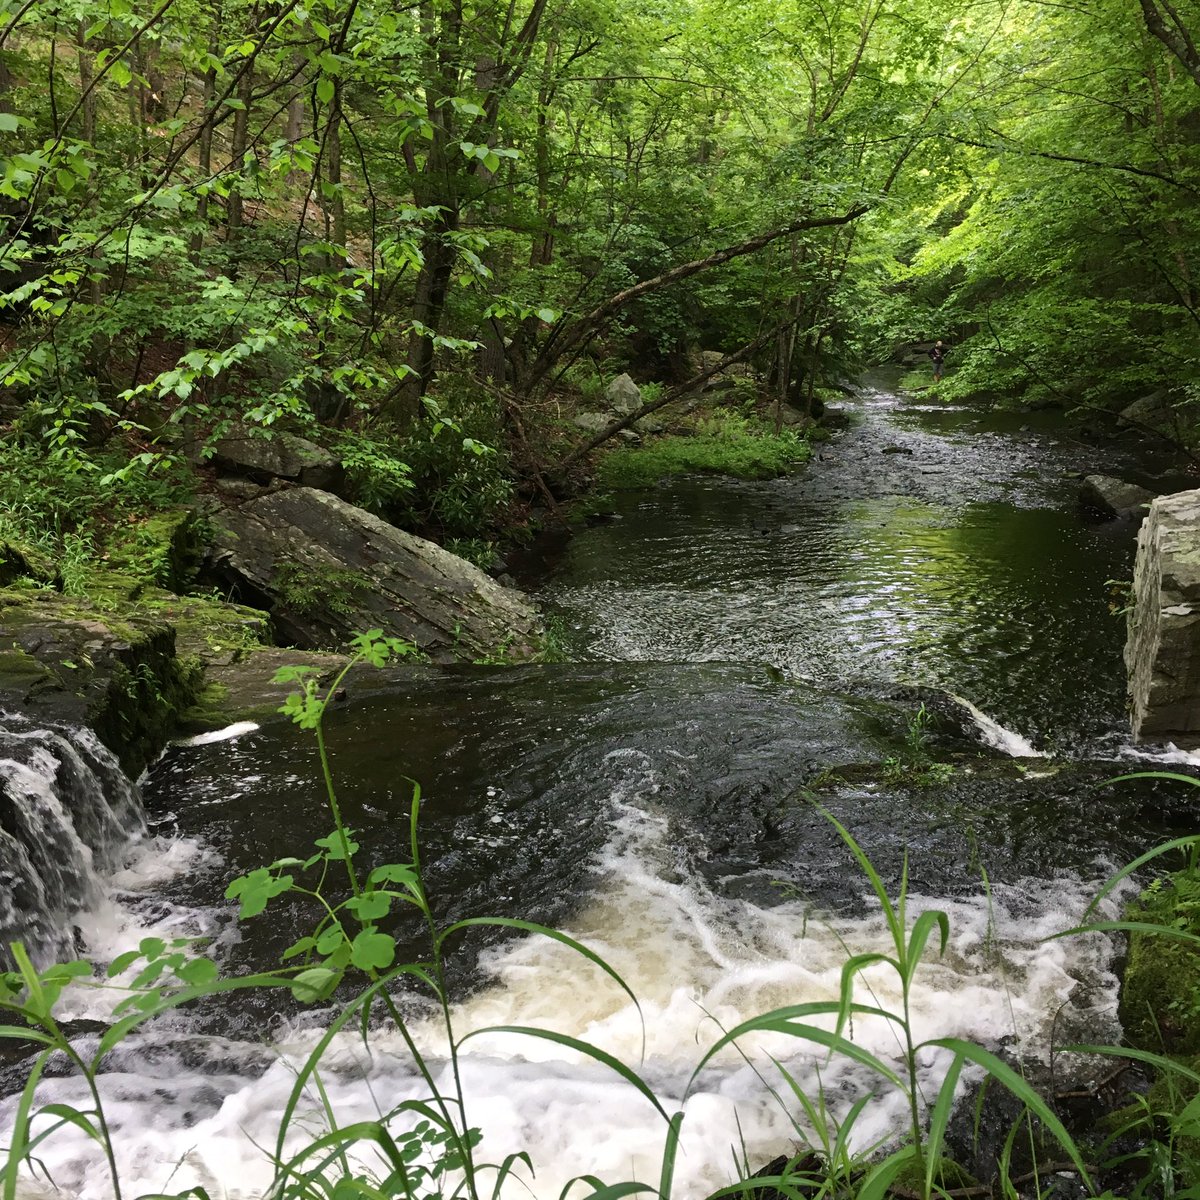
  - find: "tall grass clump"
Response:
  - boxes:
[2,662,1198,1200]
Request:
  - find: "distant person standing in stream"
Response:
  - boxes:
[928,340,947,385]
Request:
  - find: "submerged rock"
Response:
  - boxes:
[208,487,544,661]
[1079,474,1157,520]
[1126,488,1200,747]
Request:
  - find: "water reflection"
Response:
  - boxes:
[527,385,1144,751]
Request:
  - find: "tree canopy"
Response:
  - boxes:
[1,0,1197,541]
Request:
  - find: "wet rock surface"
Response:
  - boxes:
[1126,487,1200,746]
[209,487,544,660]
[0,590,197,775]
[1079,474,1157,520]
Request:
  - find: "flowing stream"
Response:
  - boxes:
[3,373,1200,1198]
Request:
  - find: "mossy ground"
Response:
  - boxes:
[1120,869,1200,1055]
[596,408,813,489]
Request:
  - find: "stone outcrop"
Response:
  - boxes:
[1118,391,1179,442]
[209,487,544,660]
[1126,488,1200,746]
[0,589,201,775]
[210,424,344,492]
[604,373,643,414]
[1079,474,1157,520]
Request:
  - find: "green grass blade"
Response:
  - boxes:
[443,917,646,1059]
[904,909,950,986]
[687,1009,907,1096]
[924,1051,965,1196]
[855,1147,914,1200]
[1064,1044,1200,1083]
[1079,821,1200,918]
[1051,919,1200,947]
[560,1182,659,1200]
[458,1025,671,1122]
[820,811,903,949]
[0,1026,53,1045]
[657,1110,684,1200]
[835,953,897,1038]
[923,1038,1091,1187]
[484,1150,535,1200]
[2,1048,51,1200]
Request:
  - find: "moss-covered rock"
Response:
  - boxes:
[0,575,272,774]
[102,508,208,591]
[0,539,61,588]
[0,589,195,775]
[1120,872,1200,1054]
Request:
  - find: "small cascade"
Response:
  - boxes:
[0,713,145,967]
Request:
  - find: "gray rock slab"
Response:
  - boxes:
[1080,474,1157,519]
[1126,488,1200,745]
[211,425,344,492]
[209,487,543,661]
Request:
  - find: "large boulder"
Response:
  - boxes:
[210,425,344,492]
[604,374,643,415]
[208,488,544,661]
[1079,474,1157,520]
[1126,488,1200,746]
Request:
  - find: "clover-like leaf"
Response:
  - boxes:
[350,930,396,971]
[290,967,340,1002]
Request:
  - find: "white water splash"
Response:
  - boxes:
[951,695,1045,758]
[1121,741,1200,767]
[176,721,261,747]
[5,771,1123,1200]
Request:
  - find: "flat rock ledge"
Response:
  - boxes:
[0,588,199,776]
[208,487,544,661]
[1126,488,1200,746]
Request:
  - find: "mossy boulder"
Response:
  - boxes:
[0,540,61,588]
[103,508,208,591]
[0,588,199,776]
[1120,873,1200,1054]
[0,575,271,773]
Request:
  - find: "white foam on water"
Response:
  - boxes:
[3,783,1125,1200]
[952,695,1045,758]
[1121,742,1200,767]
[175,722,261,747]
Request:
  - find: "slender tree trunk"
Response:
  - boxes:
[326,81,346,268]
[75,21,96,144]
[226,49,256,241]
[191,7,222,262]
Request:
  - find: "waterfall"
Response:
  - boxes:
[0,713,145,967]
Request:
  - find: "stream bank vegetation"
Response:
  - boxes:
[4,639,1200,1200]
[4,0,1200,587]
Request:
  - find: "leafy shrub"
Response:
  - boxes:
[334,429,415,514]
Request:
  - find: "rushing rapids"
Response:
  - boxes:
[0,717,145,967]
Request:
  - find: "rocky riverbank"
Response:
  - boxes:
[0,478,548,774]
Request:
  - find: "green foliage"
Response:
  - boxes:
[333,430,415,514]
[598,410,812,488]
[881,705,956,789]
[275,560,371,620]
[391,388,515,539]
